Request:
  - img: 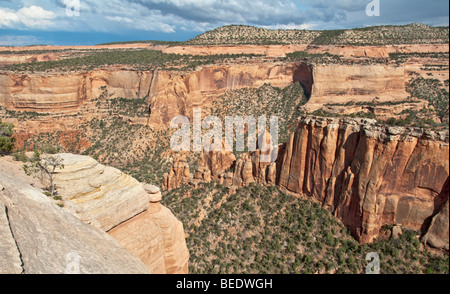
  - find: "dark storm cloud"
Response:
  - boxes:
[124,0,306,26]
[1,0,448,36]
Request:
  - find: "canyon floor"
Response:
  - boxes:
[0,24,449,274]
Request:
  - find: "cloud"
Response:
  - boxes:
[51,0,308,32]
[128,0,305,26]
[106,12,177,33]
[17,6,56,28]
[0,8,19,27]
[0,5,56,29]
[105,16,133,23]
[1,0,448,42]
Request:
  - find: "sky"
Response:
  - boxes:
[0,0,449,46]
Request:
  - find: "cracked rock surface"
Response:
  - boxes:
[0,169,149,274]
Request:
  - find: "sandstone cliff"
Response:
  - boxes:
[109,184,189,274]
[422,178,449,250]
[1,62,411,130]
[149,63,297,125]
[183,117,449,247]
[0,70,154,113]
[51,153,150,231]
[51,154,190,274]
[163,44,449,58]
[0,168,150,274]
[305,64,408,111]
[275,117,449,245]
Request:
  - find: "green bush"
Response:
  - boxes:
[0,119,14,155]
[13,149,28,162]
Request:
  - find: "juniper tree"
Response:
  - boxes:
[24,151,64,197]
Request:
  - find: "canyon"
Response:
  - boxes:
[164,117,449,249]
[0,60,419,132]
[0,24,449,274]
[249,117,449,247]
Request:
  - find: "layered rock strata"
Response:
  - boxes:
[1,62,410,129]
[52,153,149,232]
[50,154,190,273]
[180,117,449,247]
[274,117,449,244]
[0,70,154,112]
[0,169,150,274]
[162,157,191,191]
[109,184,190,274]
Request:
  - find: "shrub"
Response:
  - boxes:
[0,119,14,155]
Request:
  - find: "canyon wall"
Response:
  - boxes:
[0,70,154,112]
[162,44,449,58]
[275,117,449,244]
[0,63,294,116]
[306,64,408,110]
[190,117,449,247]
[0,53,60,66]
[1,62,409,128]
[148,63,296,125]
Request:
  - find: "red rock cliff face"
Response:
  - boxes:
[1,63,409,130]
[148,63,297,125]
[0,70,155,112]
[232,117,449,245]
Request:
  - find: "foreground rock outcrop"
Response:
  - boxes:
[109,184,189,274]
[51,153,150,232]
[0,169,150,274]
[51,154,190,274]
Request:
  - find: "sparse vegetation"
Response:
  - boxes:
[389,52,449,65]
[97,40,186,46]
[3,49,261,73]
[188,25,320,45]
[81,118,172,187]
[285,51,342,63]
[211,83,308,145]
[407,75,449,118]
[23,149,64,196]
[164,184,449,274]
[3,109,50,121]
[188,23,449,46]
[0,119,14,155]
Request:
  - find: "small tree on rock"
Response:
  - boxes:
[24,151,64,197]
